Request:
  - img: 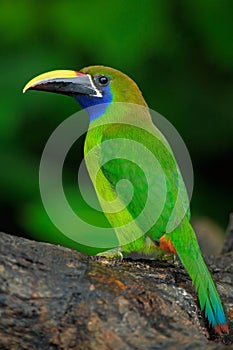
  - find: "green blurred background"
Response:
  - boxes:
[0,0,232,254]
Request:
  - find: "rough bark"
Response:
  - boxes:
[0,231,232,350]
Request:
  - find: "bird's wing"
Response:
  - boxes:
[98,121,190,244]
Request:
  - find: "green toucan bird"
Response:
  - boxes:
[24,66,228,335]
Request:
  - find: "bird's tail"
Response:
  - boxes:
[168,219,229,335]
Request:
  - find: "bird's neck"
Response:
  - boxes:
[75,84,113,122]
[75,96,110,122]
[84,101,154,157]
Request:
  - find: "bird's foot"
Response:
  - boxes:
[90,248,123,264]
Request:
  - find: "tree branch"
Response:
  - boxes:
[0,231,232,349]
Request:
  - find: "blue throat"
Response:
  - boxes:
[75,85,113,122]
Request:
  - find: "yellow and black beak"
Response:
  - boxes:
[23,70,102,98]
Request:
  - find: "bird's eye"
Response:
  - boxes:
[98,75,109,86]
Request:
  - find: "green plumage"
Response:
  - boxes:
[24,65,229,334]
[83,67,228,333]
[169,218,226,329]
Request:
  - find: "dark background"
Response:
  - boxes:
[0,0,232,253]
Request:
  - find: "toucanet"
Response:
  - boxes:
[23,66,229,335]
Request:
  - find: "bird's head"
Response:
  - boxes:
[23,66,147,121]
